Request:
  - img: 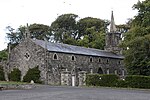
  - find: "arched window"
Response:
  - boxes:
[97,67,103,74]
[98,58,101,63]
[106,59,109,64]
[71,55,76,61]
[118,60,121,65]
[53,53,58,60]
[89,57,93,62]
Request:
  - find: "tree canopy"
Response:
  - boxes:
[122,0,150,76]
[6,14,109,50]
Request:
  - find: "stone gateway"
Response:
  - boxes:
[8,11,126,86]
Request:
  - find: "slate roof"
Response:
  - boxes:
[32,39,124,59]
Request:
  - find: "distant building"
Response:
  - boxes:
[7,11,126,86]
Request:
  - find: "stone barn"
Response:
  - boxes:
[8,11,126,86]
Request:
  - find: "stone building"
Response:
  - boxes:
[8,11,125,86]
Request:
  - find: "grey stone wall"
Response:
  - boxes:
[9,38,125,85]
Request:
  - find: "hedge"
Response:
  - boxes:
[23,67,41,83]
[86,74,119,87]
[0,66,5,81]
[125,75,150,89]
[86,74,150,89]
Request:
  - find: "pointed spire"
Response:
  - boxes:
[110,11,117,33]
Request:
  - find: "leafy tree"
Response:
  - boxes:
[122,0,150,76]
[0,50,8,61]
[50,13,79,44]
[78,27,105,49]
[77,17,108,49]
[6,23,51,45]
[8,68,21,81]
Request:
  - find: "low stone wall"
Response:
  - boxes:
[0,84,35,90]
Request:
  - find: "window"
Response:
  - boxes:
[118,60,121,65]
[107,68,109,74]
[98,58,101,63]
[71,55,76,61]
[89,57,93,62]
[24,52,30,60]
[106,59,109,64]
[53,53,58,60]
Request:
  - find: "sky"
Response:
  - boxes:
[0,0,144,50]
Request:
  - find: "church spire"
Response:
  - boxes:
[110,11,117,33]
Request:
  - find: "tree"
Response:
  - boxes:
[77,17,108,49]
[6,23,51,45]
[50,14,79,44]
[0,50,8,61]
[122,0,150,76]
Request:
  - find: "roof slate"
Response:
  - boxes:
[32,39,124,59]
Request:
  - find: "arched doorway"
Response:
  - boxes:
[97,67,103,74]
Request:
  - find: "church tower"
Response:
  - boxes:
[105,11,122,54]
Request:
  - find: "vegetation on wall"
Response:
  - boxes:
[0,66,5,81]
[8,68,21,82]
[23,66,41,83]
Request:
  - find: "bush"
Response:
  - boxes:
[23,67,41,83]
[86,74,150,89]
[0,66,5,81]
[9,68,21,81]
[86,74,101,86]
[99,74,119,87]
[86,74,119,87]
[125,75,150,89]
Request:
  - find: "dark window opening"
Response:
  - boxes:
[24,53,30,59]
[72,56,75,61]
[106,59,109,63]
[53,53,58,60]
[97,67,103,74]
[89,57,93,62]
[99,58,101,63]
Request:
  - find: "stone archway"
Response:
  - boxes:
[97,67,103,74]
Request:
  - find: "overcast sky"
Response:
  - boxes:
[0,0,143,50]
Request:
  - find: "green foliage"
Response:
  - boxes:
[125,75,150,89]
[122,0,150,76]
[0,66,5,81]
[6,23,51,45]
[0,50,8,61]
[23,67,41,83]
[50,13,79,44]
[9,68,21,82]
[86,74,150,89]
[50,14,108,49]
[86,74,119,87]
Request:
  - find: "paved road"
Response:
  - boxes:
[0,85,150,100]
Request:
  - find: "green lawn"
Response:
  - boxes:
[0,81,28,85]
